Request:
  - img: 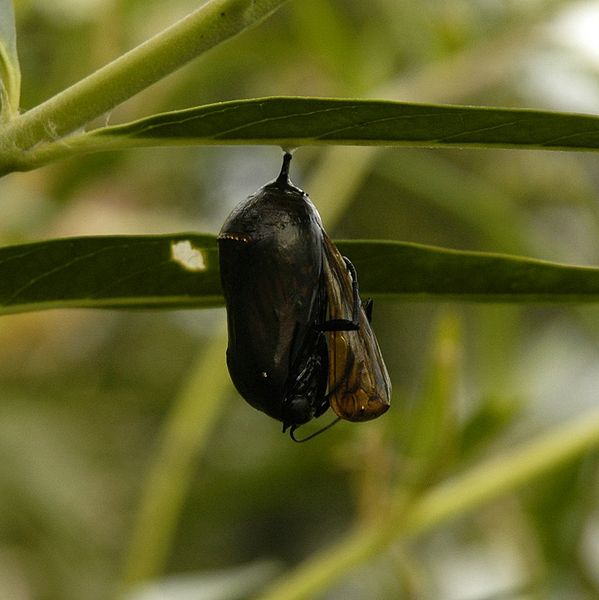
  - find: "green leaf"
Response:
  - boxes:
[341,239,599,302]
[12,97,599,172]
[0,234,221,315]
[2,235,599,316]
[0,0,20,120]
[404,312,461,466]
[79,97,599,152]
[459,396,522,461]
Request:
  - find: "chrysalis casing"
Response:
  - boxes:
[218,153,390,439]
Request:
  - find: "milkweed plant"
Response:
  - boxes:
[2,1,599,599]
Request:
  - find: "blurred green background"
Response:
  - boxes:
[4,1,599,598]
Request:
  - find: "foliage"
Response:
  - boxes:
[2,1,599,599]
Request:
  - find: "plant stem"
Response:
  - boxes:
[121,325,229,590]
[0,0,21,121]
[256,406,599,600]
[0,0,288,168]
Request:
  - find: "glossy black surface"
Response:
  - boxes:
[218,155,329,429]
[218,153,391,437]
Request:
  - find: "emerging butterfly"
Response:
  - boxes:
[218,153,391,440]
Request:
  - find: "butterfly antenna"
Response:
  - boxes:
[289,416,341,443]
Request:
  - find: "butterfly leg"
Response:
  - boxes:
[318,256,362,331]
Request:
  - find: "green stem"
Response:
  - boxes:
[120,325,229,590]
[0,0,20,121]
[256,406,599,600]
[0,0,288,170]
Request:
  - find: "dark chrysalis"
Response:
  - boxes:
[218,153,391,440]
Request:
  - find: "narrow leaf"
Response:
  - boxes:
[405,312,461,466]
[0,234,221,315]
[341,240,599,302]
[79,97,599,153]
[2,235,599,316]
[0,0,20,119]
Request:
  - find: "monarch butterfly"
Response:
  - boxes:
[218,153,390,440]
